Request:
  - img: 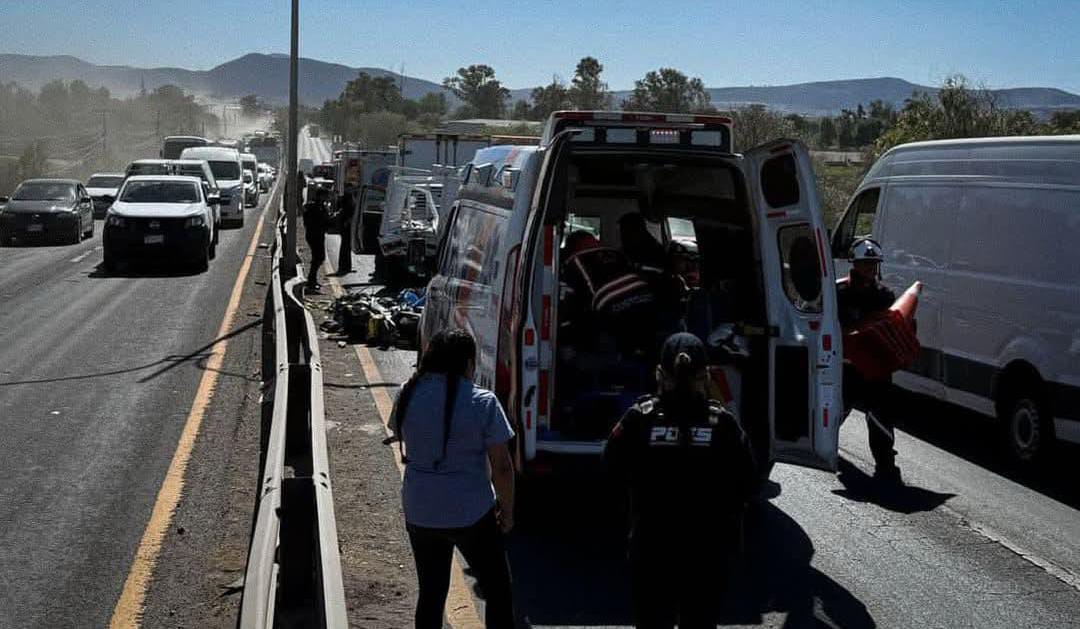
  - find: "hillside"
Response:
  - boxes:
[0,52,447,105]
[3,53,1079,115]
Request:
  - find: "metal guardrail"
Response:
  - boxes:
[239,213,348,628]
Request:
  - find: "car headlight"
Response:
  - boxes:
[105,215,126,227]
[186,215,207,228]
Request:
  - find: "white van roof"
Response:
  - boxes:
[181,146,241,161]
[240,152,257,161]
[868,135,1080,186]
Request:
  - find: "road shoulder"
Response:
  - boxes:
[138,205,274,628]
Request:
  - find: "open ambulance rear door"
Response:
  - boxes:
[509,132,576,468]
[745,139,843,471]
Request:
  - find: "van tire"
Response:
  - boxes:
[997,378,1053,466]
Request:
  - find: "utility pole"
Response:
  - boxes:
[284,0,299,275]
[102,111,107,155]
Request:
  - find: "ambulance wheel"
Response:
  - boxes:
[996,367,1053,466]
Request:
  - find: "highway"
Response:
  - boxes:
[0,185,276,628]
[302,131,1080,628]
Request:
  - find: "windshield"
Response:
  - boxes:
[87,176,124,188]
[13,182,76,201]
[208,160,241,180]
[163,139,207,159]
[119,181,201,204]
[176,166,208,182]
[128,163,170,177]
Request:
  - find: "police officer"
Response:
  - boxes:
[335,190,355,275]
[605,333,757,629]
[303,182,329,292]
[837,237,902,483]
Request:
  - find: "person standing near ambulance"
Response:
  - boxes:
[605,333,757,628]
[837,237,902,483]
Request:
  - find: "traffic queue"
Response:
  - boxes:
[0,133,278,275]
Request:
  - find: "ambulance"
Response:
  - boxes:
[420,111,844,477]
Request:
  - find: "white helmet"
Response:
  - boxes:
[849,237,884,262]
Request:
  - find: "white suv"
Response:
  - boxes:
[103,175,217,272]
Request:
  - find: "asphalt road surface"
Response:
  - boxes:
[303,131,1080,628]
[0,184,275,628]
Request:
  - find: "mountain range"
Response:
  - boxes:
[2,53,1079,117]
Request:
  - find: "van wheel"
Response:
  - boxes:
[998,384,1053,466]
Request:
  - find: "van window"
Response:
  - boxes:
[834,187,880,255]
[879,185,957,269]
[778,224,823,312]
[953,186,1080,284]
[760,153,800,208]
[446,204,505,286]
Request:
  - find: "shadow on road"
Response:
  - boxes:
[87,260,204,279]
[893,390,1080,511]
[0,319,260,387]
[833,458,955,514]
[507,462,875,628]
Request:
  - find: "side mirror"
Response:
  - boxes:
[501,167,521,191]
[207,193,221,205]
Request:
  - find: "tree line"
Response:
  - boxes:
[0,80,219,192]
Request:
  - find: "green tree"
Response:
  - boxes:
[342,72,403,114]
[417,92,449,117]
[875,76,1038,155]
[38,80,71,127]
[510,100,532,120]
[443,65,510,119]
[530,78,570,120]
[623,67,711,113]
[568,56,612,110]
[1047,110,1080,133]
[728,105,795,150]
[819,117,837,147]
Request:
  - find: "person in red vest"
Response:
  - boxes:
[837,238,902,484]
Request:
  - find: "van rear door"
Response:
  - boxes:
[510,133,575,466]
[745,140,843,471]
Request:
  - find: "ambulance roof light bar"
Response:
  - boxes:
[541,110,734,153]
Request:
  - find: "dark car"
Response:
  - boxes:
[0,179,95,245]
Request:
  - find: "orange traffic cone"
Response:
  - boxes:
[891,281,922,322]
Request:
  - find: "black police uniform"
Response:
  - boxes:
[336,191,355,274]
[302,188,328,288]
[837,277,900,476]
[605,393,757,629]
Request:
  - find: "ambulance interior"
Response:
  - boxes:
[546,152,770,445]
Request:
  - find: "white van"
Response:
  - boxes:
[181,146,245,227]
[831,135,1080,463]
[377,171,459,283]
[240,152,260,207]
[421,111,844,477]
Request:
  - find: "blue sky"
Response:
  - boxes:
[2,0,1078,92]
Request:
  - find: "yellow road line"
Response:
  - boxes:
[109,195,273,628]
[324,272,483,629]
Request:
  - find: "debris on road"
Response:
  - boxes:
[328,287,425,349]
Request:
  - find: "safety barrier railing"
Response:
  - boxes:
[239,210,348,628]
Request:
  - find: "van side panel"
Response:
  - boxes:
[942,184,1080,429]
[877,182,958,399]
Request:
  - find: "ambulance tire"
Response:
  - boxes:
[996,367,1054,467]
